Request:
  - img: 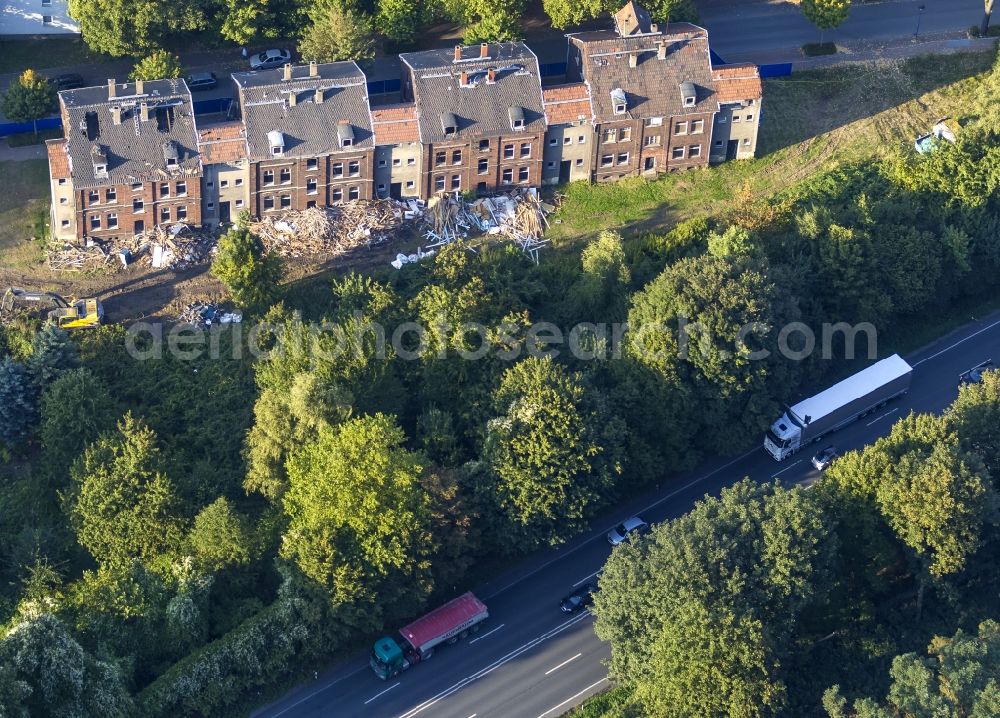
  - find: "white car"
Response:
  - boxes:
[607,517,649,546]
[250,49,292,71]
[811,446,837,471]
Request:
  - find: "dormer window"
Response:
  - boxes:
[441,112,458,136]
[162,140,180,170]
[268,130,285,157]
[508,106,525,131]
[611,88,627,115]
[336,122,354,148]
[91,144,108,179]
[680,81,696,107]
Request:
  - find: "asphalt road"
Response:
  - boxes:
[254,311,1000,718]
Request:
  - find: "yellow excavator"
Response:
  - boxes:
[1,287,104,330]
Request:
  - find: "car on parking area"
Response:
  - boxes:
[811,446,837,471]
[607,516,648,546]
[959,359,993,386]
[186,72,217,91]
[559,582,596,613]
[250,49,292,71]
[52,73,85,90]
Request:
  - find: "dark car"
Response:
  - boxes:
[186,72,217,91]
[959,359,993,386]
[52,73,85,90]
[811,446,837,471]
[559,582,596,613]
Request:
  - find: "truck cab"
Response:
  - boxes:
[370,636,412,680]
[765,413,800,461]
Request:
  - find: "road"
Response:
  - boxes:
[254,310,1000,718]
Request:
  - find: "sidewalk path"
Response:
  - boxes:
[0,143,47,162]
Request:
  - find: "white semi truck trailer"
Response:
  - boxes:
[764,354,913,461]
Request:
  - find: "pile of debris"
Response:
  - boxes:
[414,188,557,263]
[250,201,400,258]
[177,301,242,327]
[46,224,217,273]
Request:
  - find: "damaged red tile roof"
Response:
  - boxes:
[197,121,248,164]
[542,83,593,125]
[46,139,71,180]
[372,103,420,144]
[712,63,762,103]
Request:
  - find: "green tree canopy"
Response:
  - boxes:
[211,220,284,312]
[593,480,835,718]
[186,497,253,572]
[299,4,376,63]
[1,70,56,133]
[281,413,435,628]
[801,0,850,37]
[27,325,79,388]
[130,50,183,81]
[66,413,184,570]
[0,358,38,446]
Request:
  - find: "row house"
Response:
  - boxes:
[371,103,422,199]
[49,78,203,243]
[233,61,376,216]
[541,83,596,185]
[709,64,763,163]
[566,1,719,180]
[400,42,547,199]
[197,121,250,227]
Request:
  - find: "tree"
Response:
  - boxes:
[570,229,631,320]
[69,0,207,57]
[66,413,184,570]
[187,497,253,572]
[27,324,79,387]
[0,613,133,717]
[220,0,304,44]
[281,413,436,629]
[376,0,423,46]
[541,0,695,30]
[0,358,39,446]
[2,70,55,135]
[461,0,524,44]
[130,49,183,81]
[211,219,284,312]
[481,357,621,550]
[299,5,376,64]
[801,0,850,43]
[593,480,835,718]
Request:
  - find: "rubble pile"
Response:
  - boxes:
[250,200,400,258]
[46,224,217,273]
[177,301,242,326]
[46,244,116,272]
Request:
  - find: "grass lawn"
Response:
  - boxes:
[6,129,61,147]
[564,685,640,718]
[0,38,110,74]
[548,50,995,245]
[0,160,51,269]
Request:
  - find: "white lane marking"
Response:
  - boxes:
[912,316,1000,366]
[487,448,757,599]
[536,677,610,718]
[263,665,368,717]
[395,612,592,718]
[572,570,601,587]
[771,459,803,478]
[866,408,898,427]
[469,624,505,644]
[544,653,582,676]
[364,682,400,705]
[465,714,477,718]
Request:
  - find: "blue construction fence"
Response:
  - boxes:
[712,48,792,78]
[0,116,61,138]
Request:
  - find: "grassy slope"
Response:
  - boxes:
[555,48,997,718]
[0,159,50,269]
[548,51,994,244]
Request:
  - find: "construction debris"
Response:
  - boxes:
[177,301,242,327]
[250,201,400,258]
[46,224,217,273]
[46,244,116,272]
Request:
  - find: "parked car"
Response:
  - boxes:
[186,72,217,91]
[607,517,648,546]
[250,49,292,71]
[52,73,85,90]
[959,359,993,386]
[811,446,838,471]
[559,583,596,613]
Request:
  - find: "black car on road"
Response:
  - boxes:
[560,583,596,613]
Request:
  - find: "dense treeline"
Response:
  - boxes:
[64,0,698,60]
[594,373,1000,717]
[1,49,999,718]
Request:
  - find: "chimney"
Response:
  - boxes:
[454,45,462,62]
[628,53,638,68]
[283,63,292,81]
[314,87,323,104]
[460,71,468,87]
[657,43,667,60]
[140,102,149,121]
[288,92,297,107]
[135,79,144,95]
[480,42,488,58]
[107,79,116,99]
[309,60,318,77]
[487,68,496,84]
[110,105,122,125]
